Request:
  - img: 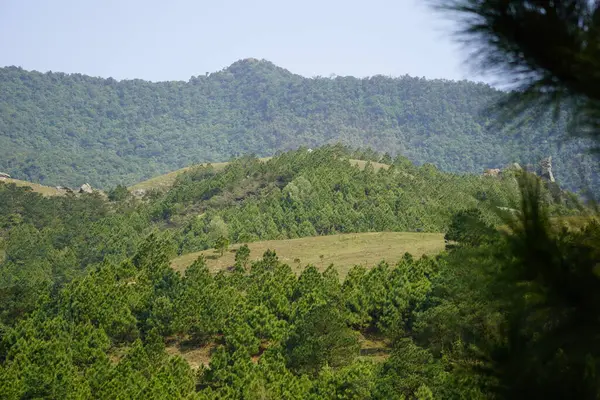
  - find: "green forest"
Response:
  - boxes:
[3,1,600,397]
[0,59,597,193]
[1,144,594,398]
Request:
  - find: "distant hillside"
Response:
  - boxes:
[171,232,445,278]
[129,157,389,191]
[129,158,272,191]
[0,177,65,196]
[0,145,583,343]
[0,58,596,191]
[151,147,579,256]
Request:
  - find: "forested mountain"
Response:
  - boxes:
[0,146,593,398]
[0,146,577,326]
[1,58,596,191]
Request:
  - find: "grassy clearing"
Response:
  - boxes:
[349,159,391,171]
[129,158,391,191]
[129,162,233,191]
[129,157,273,191]
[0,178,65,196]
[171,232,445,279]
[358,333,392,363]
[166,342,217,370]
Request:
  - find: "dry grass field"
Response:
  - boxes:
[128,157,273,191]
[0,178,66,196]
[171,231,445,279]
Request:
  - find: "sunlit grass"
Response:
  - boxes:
[171,231,445,279]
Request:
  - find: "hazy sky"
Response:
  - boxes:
[0,0,475,82]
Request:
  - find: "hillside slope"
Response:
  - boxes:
[171,232,444,278]
[129,157,388,191]
[1,59,595,191]
[0,177,65,196]
[150,147,580,257]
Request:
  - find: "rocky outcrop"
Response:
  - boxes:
[540,156,555,182]
[482,158,555,182]
[483,163,524,178]
[56,186,74,194]
[0,172,11,179]
[132,188,146,197]
[508,163,522,171]
[79,183,93,194]
[483,168,501,177]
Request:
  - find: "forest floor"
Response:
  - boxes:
[171,231,445,279]
[159,332,392,370]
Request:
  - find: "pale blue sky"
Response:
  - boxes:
[0,0,473,82]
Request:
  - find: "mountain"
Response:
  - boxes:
[0,58,596,191]
[1,145,576,328]
[0,145,590,399]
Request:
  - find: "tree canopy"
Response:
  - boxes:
[0,59,596,193]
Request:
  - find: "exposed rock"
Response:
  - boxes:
[56,186,74,194]
[483,168,501,177]
[0,172,11,179]
[132,188,146,197]
[509,163,522,170]
[79,183,93,194]
[540,156,555,182]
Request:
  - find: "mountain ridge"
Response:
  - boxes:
[0,59,595,191]
[2,58,484,83]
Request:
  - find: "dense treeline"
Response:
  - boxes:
[1,175,597,398]
[0,147,578,329]
[0,183,152,326]
[0,231,455,398]
[0,146,590,398]
[164,146,578,254]
[5,0,600,395]
[1,59,596,192]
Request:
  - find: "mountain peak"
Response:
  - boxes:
[223,58,296,78]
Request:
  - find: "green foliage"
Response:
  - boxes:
[311,361,377,399]
[214,235,229,257]
[374,339,449,400]
[1,193,596,398]
[207,215,228,247]
[414,177,600,398]
[172,147,567,255]
[285,302,359,376]
[434,0,600,144]
[0,61,596,194]
[107,184,130,202]
[0,145,594,398]
[3,2,600,395]
[444,207,498,247]
[234,243,251,269]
